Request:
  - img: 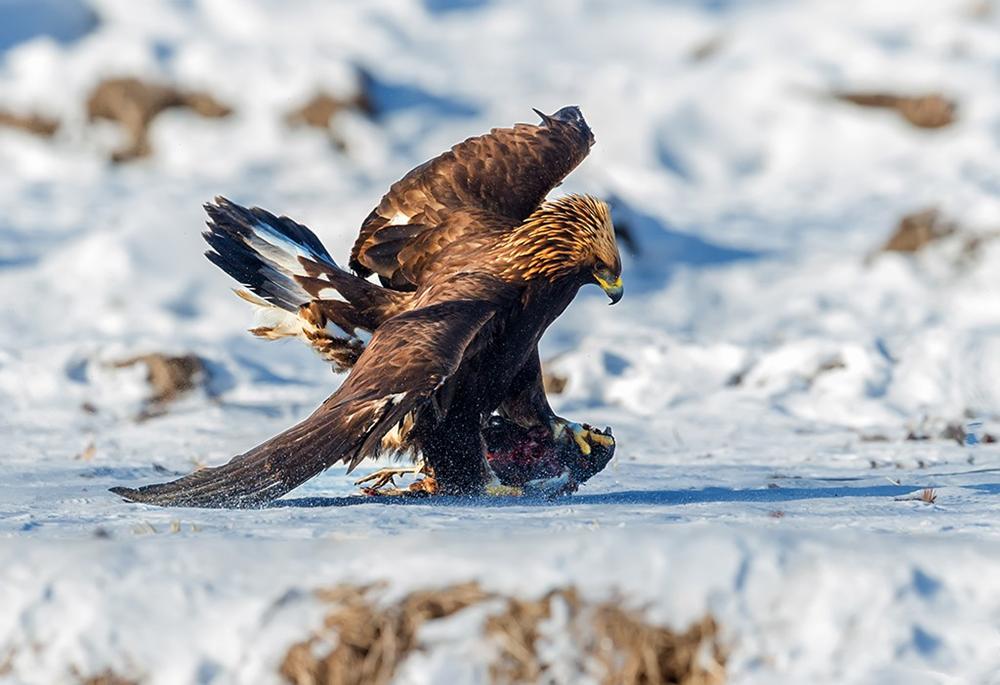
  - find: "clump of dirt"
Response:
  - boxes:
[86,77,232,162]
[833,91,957,129]
[879,208,957,253]
[281,583,725,685]
[112,353,206,418]
[0,110,60,137]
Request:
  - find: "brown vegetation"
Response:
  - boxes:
[112,352,206,418]
[871,206,1000,268]
[78,674,138,685]
[281,583,725,685]
[280,582,490,685]
[541,368,567,395]
[0,110,60,137]
[488,587,724,685]
[286,91,373,129]
[75,669,139,685]
[880,208,956,253]
[894,488,938,505]
[86,77,231,162]
[285,90,374,151]
[834,91,957,129]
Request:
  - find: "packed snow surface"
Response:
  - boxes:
[3,0,1000,682]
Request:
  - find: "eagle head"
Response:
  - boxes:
[500,194,623,304]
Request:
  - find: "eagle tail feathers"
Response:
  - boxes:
[204,197,399,372]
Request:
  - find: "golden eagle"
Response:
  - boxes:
[111,106,623,507]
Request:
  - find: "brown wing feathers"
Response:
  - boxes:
[349,107,594,289]
[111,287,502,507]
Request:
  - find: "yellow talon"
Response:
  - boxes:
[552,419,613,456]
[589,432,615,447]
[486,483,523,497]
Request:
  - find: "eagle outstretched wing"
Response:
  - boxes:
[110,274,513,508]
[350,106,594,290]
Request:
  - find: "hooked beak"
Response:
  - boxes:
[595,273,624,305]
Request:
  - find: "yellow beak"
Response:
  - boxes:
[595,274,624,304]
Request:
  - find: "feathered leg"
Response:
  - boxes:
[417,413,494,496]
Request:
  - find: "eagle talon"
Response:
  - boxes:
[550,419,614,456]
[355,461,437,496]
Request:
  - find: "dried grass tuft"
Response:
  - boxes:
[541,369,568,395]
[282,583,725,685]
[285,88,374,152]
[487,588,725,685]
[0,110,59,136]
[75,670,138,685]
[880,208,956,254]
[112,353,206,419]
[86,78,231,162]
[281,582,490,685]
[834,91,957,129]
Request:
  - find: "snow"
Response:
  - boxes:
[3,0,1000,682]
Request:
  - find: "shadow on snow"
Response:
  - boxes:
[272,482,942,509]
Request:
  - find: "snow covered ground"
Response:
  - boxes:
[3,0,1000,682]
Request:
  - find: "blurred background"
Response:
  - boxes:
[3,0,1000,465]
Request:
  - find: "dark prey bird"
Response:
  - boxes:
[111,106,624,508]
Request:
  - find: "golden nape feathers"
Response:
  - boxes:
[497,195,620,282]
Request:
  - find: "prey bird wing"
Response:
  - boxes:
[350,106,594,290]
[110,274,512,508]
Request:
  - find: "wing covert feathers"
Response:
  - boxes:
[349,107,594,288]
